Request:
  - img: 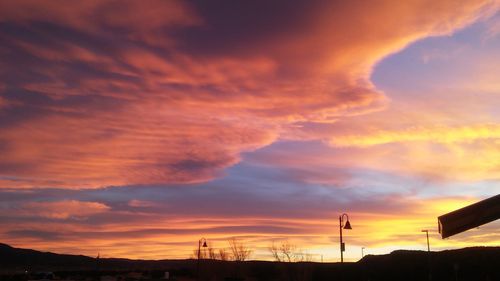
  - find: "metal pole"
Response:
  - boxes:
[426,231,430,252]
[339,215,343,263]
[427,231,432,281]
[361,247,364,258]
[422,230,431,281]
[197,239,201,280]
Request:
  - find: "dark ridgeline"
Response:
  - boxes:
[1,243,499,281]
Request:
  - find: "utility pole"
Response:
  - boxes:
[422,230,430,252]
[421,230,432,281]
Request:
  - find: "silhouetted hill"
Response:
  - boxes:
[357,247,500,281]
[1,243,499,281]
[0,243,96,269]
[0,243,191,273]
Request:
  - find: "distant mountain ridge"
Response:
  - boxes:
[0,242,100,271]
[0,243,188,273]
[1,243,499,281]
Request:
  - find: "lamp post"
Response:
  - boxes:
[421,230,430,252]
[339,213,352,263]
[197,238,208,280]
[421,230,432,281]
[361,247,365,258]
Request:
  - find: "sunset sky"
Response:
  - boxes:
[0,0,499,261]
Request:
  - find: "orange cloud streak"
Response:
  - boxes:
[1,196,497,261]
[19,200,110,219]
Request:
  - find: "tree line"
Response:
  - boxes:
[193,238,314,263]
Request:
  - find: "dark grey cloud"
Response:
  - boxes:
[6,230,63,241]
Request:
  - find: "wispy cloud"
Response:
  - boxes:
[5,200,110,220]
[329,124,500,147]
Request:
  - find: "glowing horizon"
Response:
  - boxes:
[0,0,499,261]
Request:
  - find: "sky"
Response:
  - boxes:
[0,0,499,261]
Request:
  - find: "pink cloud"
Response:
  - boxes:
[19,200,110,219]
[128,199,159,208]
[0,111,277,188]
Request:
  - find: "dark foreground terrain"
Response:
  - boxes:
[1,243,499,281]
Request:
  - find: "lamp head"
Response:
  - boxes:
[344,220,352,230]
[202,241,208,247]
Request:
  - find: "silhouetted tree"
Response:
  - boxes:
[269,242,282,262]
[228,238,252,279]
[280,241,296,263]
[268,240,300,262]
[229,238,252,261]
[207,243,218,260]
[268,240,313,281]
[192,247,207,259]
[218,248,230,261]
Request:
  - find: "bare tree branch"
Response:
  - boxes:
[218,248,230,261]
[280,240,296,263]
[228,237,252,261]
[269,241,282,262]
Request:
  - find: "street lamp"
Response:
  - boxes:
[421,230,430,252]
[361,247,365,258]
[197,238,208,280]
[421,230,432,281]
[339,213,352,263]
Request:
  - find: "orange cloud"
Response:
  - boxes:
[19,200,110,219]
[0,110,276,188]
